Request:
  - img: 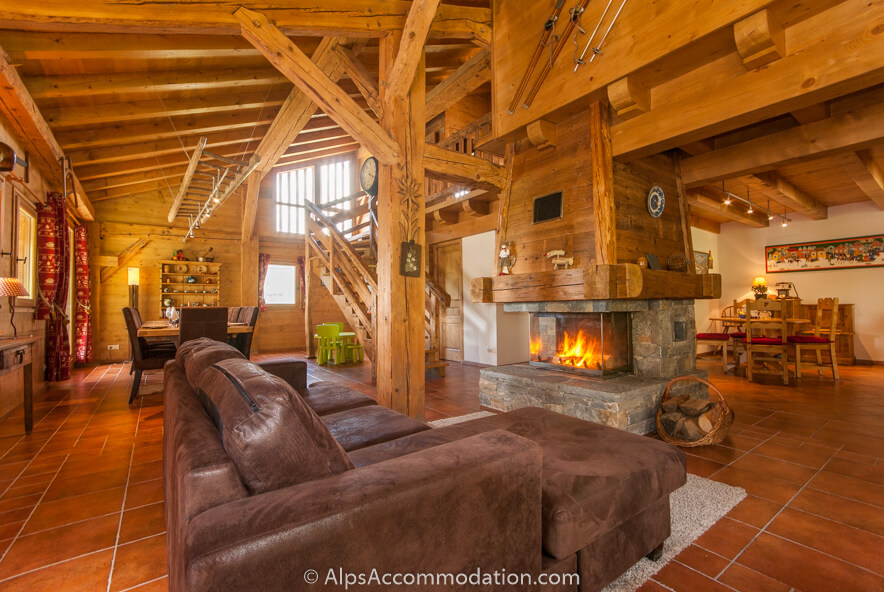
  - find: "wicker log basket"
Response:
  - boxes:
[656,376,735,447]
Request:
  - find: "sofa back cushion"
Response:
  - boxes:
[197,357,354,494]
[181,340,245,392]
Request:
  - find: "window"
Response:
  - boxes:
[275,166,313,234]
[15,198,37,304]
[264,264,298,305]
[319,160,352,232]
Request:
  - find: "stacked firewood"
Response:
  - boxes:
[658,394,724,442]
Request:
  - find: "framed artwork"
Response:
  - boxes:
[693,251,710,274]
[765,234,884,273]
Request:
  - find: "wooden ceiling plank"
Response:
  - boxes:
[271,145,360,169]
[612,0,884,160]
[753,171,828,220]
[336,45,382,116]
[850,150,884,209]
[687,190,770,228]
[425,48,490,121]
[0,42,95,221]
[424,144,506,190]
[681,95,884,187]
[0,2,492,44]
[386,0,443,99]
[236,8,399,165]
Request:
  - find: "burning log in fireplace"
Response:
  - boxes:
[529,312,631,377]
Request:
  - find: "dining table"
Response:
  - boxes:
[708,316,811,328]
[137,321,253,338]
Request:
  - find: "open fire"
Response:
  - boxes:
[529,312,632,377]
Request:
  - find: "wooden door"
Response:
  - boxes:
[434,240,463,362]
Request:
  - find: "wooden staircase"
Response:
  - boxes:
[305,198,449,378]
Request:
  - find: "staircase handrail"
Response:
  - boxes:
[305,200,377,290]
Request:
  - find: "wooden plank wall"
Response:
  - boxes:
[502,109,689,273]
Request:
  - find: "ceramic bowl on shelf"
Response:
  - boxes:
[163,298,173,307]
[186,276,197,284]
[197,265,208,273]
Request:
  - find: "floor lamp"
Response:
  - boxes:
[128,267,140,313]
[0,277,30,340]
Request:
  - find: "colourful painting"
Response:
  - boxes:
[765,234,884,273]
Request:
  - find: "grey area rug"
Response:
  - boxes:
[427,413,746,592]
[603,473,747,591]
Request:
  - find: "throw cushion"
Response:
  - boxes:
[788,335,832,344]
[197,357,354,495]
[183,341,245,393]
[696,332,730,340]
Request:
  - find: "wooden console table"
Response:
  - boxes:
[0,336,40,434]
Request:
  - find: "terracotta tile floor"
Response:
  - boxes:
[0,355,882,591]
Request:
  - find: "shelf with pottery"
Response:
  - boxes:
[160,259,222,310]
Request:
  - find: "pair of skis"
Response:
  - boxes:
[508,0,628,113]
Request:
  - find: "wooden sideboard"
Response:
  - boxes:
[0,336,41,433]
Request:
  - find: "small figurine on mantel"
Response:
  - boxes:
[172,249,187,261]
[546,249,574,270]
[499,241,516,275]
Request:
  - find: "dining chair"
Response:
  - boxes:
[123,307,177,404]
[745,298,789,385]
[696,304,734,371]
[178,307,229,345]
[227,307,241,323]
[233,306,259,359]
[788,297,840,380]
[729,299,750,367]
[316,323,342,365]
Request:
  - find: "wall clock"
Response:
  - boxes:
[647,186,665,218]
[360,156,379,197]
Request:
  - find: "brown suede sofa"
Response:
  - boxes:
[164,339,686,592]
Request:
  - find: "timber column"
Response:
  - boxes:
[375,33,426,420]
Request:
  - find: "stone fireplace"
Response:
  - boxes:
[480,299,707,434]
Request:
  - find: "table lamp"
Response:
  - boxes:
[752,276,768,300]
[0,277,30,339]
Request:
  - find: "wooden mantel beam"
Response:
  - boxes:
[0,43,94,221]
[236,7,399,165]
[0,2,491,45]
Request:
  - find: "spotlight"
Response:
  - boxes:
[781,218,788,228]
[747,205,754,214]
[724,197,732,205]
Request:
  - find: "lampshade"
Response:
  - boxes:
[127,267,140,286]
[752,276,767,288]
[0,277,29,298]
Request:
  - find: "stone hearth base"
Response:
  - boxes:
[479,364,708,435]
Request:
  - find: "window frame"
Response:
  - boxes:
[274,153,358,237]
[263,263,301,307]
[13,190,37,309]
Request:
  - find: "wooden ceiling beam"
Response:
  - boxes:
[733,8,785,70]
[424,144,506,190]
[386,0,443,99]
[849,150,884,210]
[752,172,828,220]
[612,0,884,160]
[236,8,399,165]
[687,190,769,228]
[0,2,491,45]
[75,144,252,181]
[26,68,286,100]
[690,215,721,234]
[607,76,650,121]
[0,42,94,221]
[41,88,291,129]
[336,45,381,116]
[271,145,360,169]
[681,95,884,187]
[425,48,490,121]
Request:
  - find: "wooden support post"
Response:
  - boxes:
[375,32,426,420]
[590,101,617,265]
[304,235,315,359]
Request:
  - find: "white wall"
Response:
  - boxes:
[460,231,531,366]
[462,231,499,365]
[716,201,884,362]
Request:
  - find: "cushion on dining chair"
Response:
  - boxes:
[696,333,730,340]
[787,335,832,344]
[730,332,747,339]
[743,337,783,345]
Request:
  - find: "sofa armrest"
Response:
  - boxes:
[183,430,543,592]
[256,358,307,393]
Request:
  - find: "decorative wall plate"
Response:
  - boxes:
[647,186,665,218]
[196,265,208,273]
[174,264,188,273]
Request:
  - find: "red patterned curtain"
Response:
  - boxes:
[257,253,271,312]
[74,226,92,364]
[36,192,71,382]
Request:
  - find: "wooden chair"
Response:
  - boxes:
[696,304,734,371]
[730,299,750,369]
[316,323,341,365]
[179,307,229,345]
[233,306,259,359]
[745,298,789,385]
[123,307,176,404]
[789,298,840,380]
